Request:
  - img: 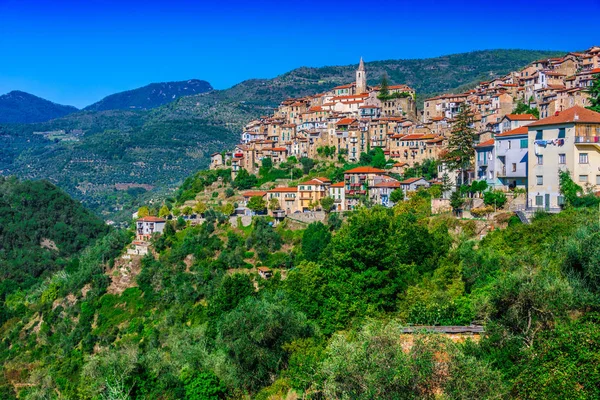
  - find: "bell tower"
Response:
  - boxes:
[356,57,367,94]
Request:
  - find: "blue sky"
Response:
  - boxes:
[1,0,599,108]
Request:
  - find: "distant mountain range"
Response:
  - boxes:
[0,91,78,124]
[84,79,213,111]
[0,49,567,220]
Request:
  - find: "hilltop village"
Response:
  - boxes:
[209,46,600,213]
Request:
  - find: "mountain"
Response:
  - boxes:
[0,90,78,123]
[84,79,213,111]
[0,49,566,220]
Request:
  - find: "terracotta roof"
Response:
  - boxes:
[495,126,529,137]
[503,114,537,121]
[400,177,425,184]
[330,182,345,188]
[393,162,408,167]
[270,147,287,152]
[336,118,357,125]
[138,216,166,222]
[314,177,331,182]
[344,166,386,174]
[374,180,401,188]
[475,139,495,148]
[527,106,600,127]
[300,179,328,186]
[268,187,297,193]
[242,191,267,197]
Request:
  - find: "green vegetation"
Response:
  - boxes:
[0,177,110,296]
[513,99,540,119]
[585,74,600,113]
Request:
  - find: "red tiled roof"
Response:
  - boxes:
[314,177,331,182]
[271,147,287,151]
[242,191,267,197]
[300,179,328,186]
[374,180,400,188]
[527,106,600,127]
[344,166,386,174]
[138,216,166,222]
[495,126,529,137]
[475,139,495,148]
[268,187,297,193]
[400,177,425,184]
[330,182,345,188]
[504,114,537,121]
[336,118,357,125]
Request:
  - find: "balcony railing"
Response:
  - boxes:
[575,136,600,144]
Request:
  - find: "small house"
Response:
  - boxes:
[258,266,273,279]
[136,216,166,240]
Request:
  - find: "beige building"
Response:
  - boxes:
[298,177,331,211]
[527,106,600,210]
[267,187,298,215]
[329,182,345,212]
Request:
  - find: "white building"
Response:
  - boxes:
[136,217,166,240]
[494,127,529,189]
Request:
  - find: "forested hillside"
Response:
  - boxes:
[84,79,213,111]
[2,174,600,399]
[0,49,565,221]
[0,177,111,320]
[0,91,78,123]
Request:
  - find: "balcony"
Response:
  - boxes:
[575,136,600,143]
[496,167,507,177]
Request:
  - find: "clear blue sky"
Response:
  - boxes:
[1,0,598,108]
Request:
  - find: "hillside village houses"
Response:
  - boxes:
[209,47,600,214]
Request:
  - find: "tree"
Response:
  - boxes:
[137,206,149,218]
[390,188,404,203]
[302,222,331,262]
[172,207,181,217]
[182,370,227,400]
[586,74,600,112]
[246,218,282,260]
[300,157,315,175]
[444,104,477,186]
[225,187,235,198]
[440,173,452,198]
[182,206,193,216]
[320,196,334,213]
[377,74,390,100]
[216,295,313,391]
[194,201,207,215]
[221,203,234,216]
[513,100,540,119]
[268,197,280,211]
[247,196,267,214]
[450,189,464,215]
[158,205,170,218]
[483,190,507,209]
[233,169,258,190]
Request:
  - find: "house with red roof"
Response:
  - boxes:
[136,216,166,240]
[343,166,387,210]
[267,187,298,215]
[499,114,538,133]
[298,178,331,211]
[527,106,600,210]
[474,139,496,186]
[494,127,529,189]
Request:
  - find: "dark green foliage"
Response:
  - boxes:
[586,74,600,112]
[246,218,282,260]
[0,177,109,289]
[182,370,227,400]
[299,157,315,175]
[483,190,507,209]
[390,188,404,203]
[216,294,314,391]
[301,222,331,262]
[559,170,600,208]
[513,100,540,118]
[450,189,464,213]
[402,159,439,181]
[232,168,258,190]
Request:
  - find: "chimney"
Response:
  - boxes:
[554,111,560,116]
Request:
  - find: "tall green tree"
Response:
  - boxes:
[585,74,600,112]
[444,104,477,186]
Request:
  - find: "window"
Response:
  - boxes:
[536,175,543,185]
[536,195,543,206]
[579,153,589,164]
[558,128,566,138]
[520,139,528,148]
[559,154,566,164]
[558,196,565,206]
[535,130,543,140]
[597,175,600,185]
[579,175,589,183]
[507,140,512,149]
[512,163,517,172]
[537,155,543,165]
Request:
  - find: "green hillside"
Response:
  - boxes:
[2,181,600,398]
[0,49,566,220]
[0,177,110,293]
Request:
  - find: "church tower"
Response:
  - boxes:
[356,57,367,94]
